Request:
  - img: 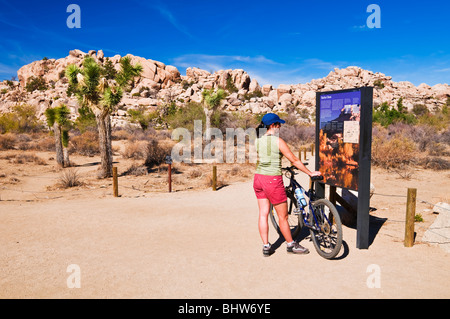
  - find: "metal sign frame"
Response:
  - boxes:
[315,87,373,249]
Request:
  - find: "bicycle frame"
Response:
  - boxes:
[285,170,330,232]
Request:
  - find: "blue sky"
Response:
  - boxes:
[1,0,449,87]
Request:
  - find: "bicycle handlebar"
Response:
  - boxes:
[282,166,324,181]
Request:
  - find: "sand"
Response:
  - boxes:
[1,148,449,299]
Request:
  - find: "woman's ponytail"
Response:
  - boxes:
[256,122,268,138]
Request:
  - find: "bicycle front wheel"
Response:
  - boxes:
[308,199,343,259]
[270,189,302,239]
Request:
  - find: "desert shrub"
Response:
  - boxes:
[387,122,439,152]
[16,135,33,150]
[144,138,172,168]
[427,142,450,157]
[69,131,99,156]
[0,113,17,133]
[8,153,46,165]
[188,168,203,178]
[0,104,42,133]
[127,107,159,130]
[412,104,429,117]
[219,112,260,131]
[440,129,450,146]
[373,100,416,127]
[121,140,147,159]
[0,133,16,149]
[36,135,56,151]
[280,124,315,148]
[122,164,148,176]
[57,169,83,188]
[372,135,417,168]
[373,79,385,89]
[25,76,48,92]
[164,101,205,132]
[112,129,133,141]
[416,111,449,130]
[419,157,450,170]
[225,77,238,93]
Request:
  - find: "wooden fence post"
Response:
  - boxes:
[113,167,119,197]
[311,143,314,156]
[212,165,217,191]
[303,148,307,161]
[404,188,417,247]
[168,163,172,193]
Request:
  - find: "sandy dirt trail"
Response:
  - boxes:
[1,168,449,299]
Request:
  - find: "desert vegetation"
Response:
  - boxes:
[371,97,450,175]
[1,62,449,198]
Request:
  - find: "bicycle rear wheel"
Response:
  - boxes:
[308,199,343,259]
[269,189,302,239]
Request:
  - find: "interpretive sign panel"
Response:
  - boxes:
[315,87,373,249]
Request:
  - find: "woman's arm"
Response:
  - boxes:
[278,137,321,177]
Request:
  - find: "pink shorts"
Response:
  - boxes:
[253,174,287,205]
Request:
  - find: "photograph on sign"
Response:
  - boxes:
[318,89,361,190]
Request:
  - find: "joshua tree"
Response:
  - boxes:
[45,104,71,167]
[66,56,142,178]
[201,88,227,142]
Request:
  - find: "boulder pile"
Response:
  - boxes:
[1,49,449,127]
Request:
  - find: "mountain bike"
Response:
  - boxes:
[270,166,343,259]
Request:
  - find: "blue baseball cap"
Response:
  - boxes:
[261,113,286,126]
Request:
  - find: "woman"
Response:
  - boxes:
[253,113,321,257]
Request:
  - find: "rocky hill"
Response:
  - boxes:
[1,49,449,127]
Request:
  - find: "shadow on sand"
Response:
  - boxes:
[269,206,386,260]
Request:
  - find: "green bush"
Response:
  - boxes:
[164,101,205,132]
[0,104,42,133]
[127,107,159,130]
[373,79,385,89]
[373,99,416,127]
[225,77,238,93]
[25,76,48,92]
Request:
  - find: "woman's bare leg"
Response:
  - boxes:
[273,201,293,243]
[257,198,271,245]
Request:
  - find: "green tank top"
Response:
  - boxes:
[255,135,282,176]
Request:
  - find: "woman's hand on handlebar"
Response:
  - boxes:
[309,171,322,177]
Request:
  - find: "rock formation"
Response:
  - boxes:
[1,50,449,128]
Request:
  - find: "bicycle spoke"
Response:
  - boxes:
[310,203,341,255]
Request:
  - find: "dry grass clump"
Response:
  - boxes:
[418,157,450,170]
[37,136,55,151]
[372,123,450,171]
[121,140,147,159]
[372,135,417,169]
[57,168,83,188]
[1,153,47,165]
[122,164,148,176]
[69,131,99,156]
[144,138,173,168]
[280,124,315,149]
[0,133,16,150]
[188,168,203,178]
[112,129,133,141]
